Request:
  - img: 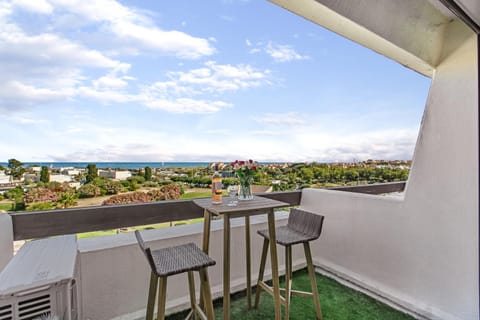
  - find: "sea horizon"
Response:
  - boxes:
[0,161,287,170]
[0,162,215,170]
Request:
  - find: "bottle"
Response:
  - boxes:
[212,171,222,204]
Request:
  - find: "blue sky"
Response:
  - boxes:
[0,0,430,162]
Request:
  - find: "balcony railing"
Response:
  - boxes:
[2,181,425,320]
[8,182,405,240]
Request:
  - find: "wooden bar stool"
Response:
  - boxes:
[254,208,325,320]
[134,230,216,320]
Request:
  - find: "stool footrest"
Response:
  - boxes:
[257,281,287,305]
[193,303,208,320]
[279,287,314,298]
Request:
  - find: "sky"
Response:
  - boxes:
[0,0,431,163]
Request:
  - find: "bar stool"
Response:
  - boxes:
[254,208,325,320]
[134,230,216,320]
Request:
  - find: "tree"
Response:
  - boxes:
[4,186,24,211]
[40,166,50,183]
[57,192,78,209]
[144,166,152,181]
[86,164,98,183]
[7,158,25,180]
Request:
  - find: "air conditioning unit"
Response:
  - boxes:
[0,235,78,320]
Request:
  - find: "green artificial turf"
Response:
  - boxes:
[166,269,414,320]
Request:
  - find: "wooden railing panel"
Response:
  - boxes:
[10,184,404,241]
[10,191,301,240]
[330,181,406,194]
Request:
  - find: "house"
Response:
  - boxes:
[49,174,73,183]
[0,172,10,184]
[98,170,132,180]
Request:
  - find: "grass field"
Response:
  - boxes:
[0,203,12,211]
[180,191,211,199]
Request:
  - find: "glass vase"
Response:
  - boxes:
[238,175,254,200]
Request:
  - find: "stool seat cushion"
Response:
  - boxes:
[257,208,324,246]
[150,243,216,276]
[257,226,319,246]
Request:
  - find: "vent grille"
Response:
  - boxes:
[18,294,51,320]
[0,304,13,320]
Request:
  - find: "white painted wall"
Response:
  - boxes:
[77,212,310,320]
[300,21,478,320]
[0,212,13,272]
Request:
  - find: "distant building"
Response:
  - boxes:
[0,171,10,184]
[23,173,39,183]
[98,170,132,180]
[61,168,82,176]
[50,174,73,183]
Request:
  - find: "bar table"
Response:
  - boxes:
[193,196,288,320]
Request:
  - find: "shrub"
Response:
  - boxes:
[143,181,158,188]
[26,202,56,211]
[78,184,101,198]
[24,188,59,204]
[102,191,151,205]
[147,184,181,201]
[103,180,124,195]
[129,176,145,184]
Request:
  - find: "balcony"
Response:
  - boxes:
[0,183,428,320]
[0,0,478,319]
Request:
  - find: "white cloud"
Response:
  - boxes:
[0,18,129,110]
[47,0,215,59]
[76,86,134,103]
[265,42,309,62]
[110,22,214,59]
[140,61,271,113]
[254,112,305,126]
[170,61,271,92]
[293,128,418,162]
[144,98,231,114]
[12,0,53,14]
[248,40,309,63]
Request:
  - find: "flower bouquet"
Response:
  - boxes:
[231,159,258,200]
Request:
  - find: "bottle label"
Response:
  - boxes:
[212,179,222,203]
[214,181,222,192]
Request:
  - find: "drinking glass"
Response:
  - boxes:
[227,185,238,206]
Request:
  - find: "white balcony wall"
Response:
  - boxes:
[300,21,478,320]
[77,212,310,320]
[0,212,13,272]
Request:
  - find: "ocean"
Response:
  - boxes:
[0,162,212,170]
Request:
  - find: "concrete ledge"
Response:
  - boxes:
[0,212,13,272]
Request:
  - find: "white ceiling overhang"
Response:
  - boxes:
[269,0,455,77]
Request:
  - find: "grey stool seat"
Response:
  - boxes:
[149,243,215,277]
[135,231,216,320]
[255,208,325,320]
[257,226,320,246]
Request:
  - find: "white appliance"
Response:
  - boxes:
[0,235,78,320]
